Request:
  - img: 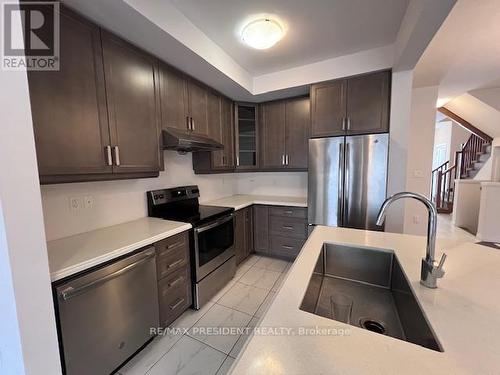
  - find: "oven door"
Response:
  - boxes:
[194,214,235,281]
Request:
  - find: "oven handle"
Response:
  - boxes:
[194,214,234,234]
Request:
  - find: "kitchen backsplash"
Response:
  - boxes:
[41,152,307,241]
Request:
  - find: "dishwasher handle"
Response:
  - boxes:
[59,248,155,301]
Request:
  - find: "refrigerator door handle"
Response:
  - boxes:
[344,142,350,225]
[338,142,345,226]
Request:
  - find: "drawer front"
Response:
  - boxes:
[159,276,191,327]
[158,267,190,300]
[157,246,189,280]
[269,206,307,219]
[156,232,188,258]
[270,216,307,239]
[270,235,305,258]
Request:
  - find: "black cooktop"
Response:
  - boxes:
[147,186,233,226]
[153,204,233,226]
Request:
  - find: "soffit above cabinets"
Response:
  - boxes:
[62,0,454,102]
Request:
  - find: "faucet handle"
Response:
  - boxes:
[432,253,447,278]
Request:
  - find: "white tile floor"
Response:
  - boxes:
[118,255,292,375]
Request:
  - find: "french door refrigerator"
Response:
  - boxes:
[308,133,389,230]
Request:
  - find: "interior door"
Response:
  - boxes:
[308,137,345,227]
[310,80,347,137]
[285,97,310,169]
[343,134,389,230]
[101,31,161,173]
[188,80,208,136]
[346,71,390,135]
[159,63,189,132]
[260,101,286,169]
[28,8,112,177]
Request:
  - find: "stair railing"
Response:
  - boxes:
[431,133,490,213]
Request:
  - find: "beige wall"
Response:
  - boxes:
[404,85,439,235]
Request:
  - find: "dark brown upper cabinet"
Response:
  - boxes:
[220,97,235,168]
[345,71,391,135]
[28,7,162,183]
[101,31,161,174]
[187,80,209,136]
[285,97,310,169]
[260,96,310,170]
[159,63,189,132]
[210,95,234,170]
[235,103,259,170]
[192,93,234,173]
[260,101,286,169]
[310,80,346,137]
[28,8,112,179]
[310,70,391,137]
[158,64,208,137]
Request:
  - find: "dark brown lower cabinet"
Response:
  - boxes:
[155,231,192,328]
[253,205,308,260]
[234,207,254,265]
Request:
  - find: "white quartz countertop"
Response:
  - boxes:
[47,217,191,282]
[232,226,500,374]
[204,194,307,211]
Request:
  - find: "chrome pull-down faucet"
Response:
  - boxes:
[376,192,447,289]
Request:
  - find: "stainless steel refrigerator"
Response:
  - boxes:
[308,133,389,230]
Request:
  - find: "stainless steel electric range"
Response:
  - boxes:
[147,185,235,309]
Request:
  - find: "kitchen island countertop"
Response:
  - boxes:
[232,225,500,374]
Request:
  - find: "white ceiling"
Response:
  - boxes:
[171,0,409,75]
[413,0,500,105]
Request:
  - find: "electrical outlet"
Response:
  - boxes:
[413,215,421,224]
[83,195,94,209]
[413,169,424,178]
[69,197,82,212]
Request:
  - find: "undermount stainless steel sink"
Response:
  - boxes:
[300,243,443,352]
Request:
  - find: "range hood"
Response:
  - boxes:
[162,128,223,153]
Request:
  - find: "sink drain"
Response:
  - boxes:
[359,318,386,335]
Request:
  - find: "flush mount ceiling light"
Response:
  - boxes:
[241,18,284,50]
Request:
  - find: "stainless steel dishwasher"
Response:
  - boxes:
[55,247,159,375]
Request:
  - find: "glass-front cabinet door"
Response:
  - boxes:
[235,103,258,169]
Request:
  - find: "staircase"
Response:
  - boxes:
[431,133,492,213]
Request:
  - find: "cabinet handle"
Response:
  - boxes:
[169,298,185,310]
[346,117,351,130]
[281,154,285,166]
[167,276,184,288]
[191,117,195,131]
[186,116,191,131]
[286,154,289,165]
[222,155,226,166]
[282,245,294,250]
[113,146,120,166]
[236,156,240,166]
[283,225,294,230]
[167,259,184,269]
[105,145,112,166]
[166,241,183,250]
[284,210,294,215]
[342,117,346,131]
